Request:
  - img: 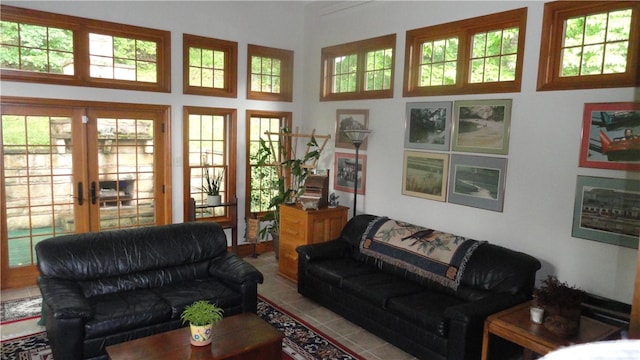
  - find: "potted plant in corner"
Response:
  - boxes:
[201,167,224,206]
[180,300,224,346]
[533,275,586,338]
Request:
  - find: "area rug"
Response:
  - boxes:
[0,295,363,360]
[0,296,42,325]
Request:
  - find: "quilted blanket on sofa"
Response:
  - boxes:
[360,216,483,290]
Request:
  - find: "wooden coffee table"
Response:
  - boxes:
[481,301,621,360]
[106,313,284,360]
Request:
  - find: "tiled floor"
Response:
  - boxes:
[0,251,415,359]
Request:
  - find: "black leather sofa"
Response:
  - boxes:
[297,215,541,360]
[35,222,264,360]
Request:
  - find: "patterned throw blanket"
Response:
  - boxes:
[360,217,484,290]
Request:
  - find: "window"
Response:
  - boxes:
[183,34,237,98]
[404,8,527,96]
[0,5,171,92]
[246,111,291,216]
[183,106,237,222]
[320,34,395,101]
[537,1,640,91]
[247,44,293,102]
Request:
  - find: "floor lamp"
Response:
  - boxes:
[342,129,371,218]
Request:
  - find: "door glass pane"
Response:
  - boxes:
[2,114,75,268]
[96,117,155,229]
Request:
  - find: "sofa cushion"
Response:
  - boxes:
[386,291,466,337]
[306,258,379,287]
[85,289,171,339]
[340,273,424,308]
[155,278,243,318]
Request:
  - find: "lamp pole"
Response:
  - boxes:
[342,129,371,218]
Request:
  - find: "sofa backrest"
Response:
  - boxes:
[338,215,541,301]
[36,222,228,297]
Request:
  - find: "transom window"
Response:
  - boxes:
[404,8,527,96]
[537,1,639,90]
[320,34,395,101]
[0,5,171,92]
[247,44,293,102]
[183,34,237,98]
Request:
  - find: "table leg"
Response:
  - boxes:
[481,322,490,360]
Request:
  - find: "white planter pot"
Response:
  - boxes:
[207,195,221,206]
[189,323,213,346]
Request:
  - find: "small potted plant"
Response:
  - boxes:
[201,167,224,206]
[533,275,586,337]
[180,300,224,346]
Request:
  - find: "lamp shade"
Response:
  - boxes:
[342,129,371,145]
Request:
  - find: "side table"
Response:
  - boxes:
[481,301,621,360]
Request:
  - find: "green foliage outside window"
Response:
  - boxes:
[365,48,393,91]
[250,56,281,93]
[0,21,74,74]
[419,37,458,87]
[470,27,519,83]
[561,9,631,77]
[89,33,157,82]
[189,47,225,89]
[332,54,357,93]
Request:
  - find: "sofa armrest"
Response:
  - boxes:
[38,277,92,320]
[296,239,351,261]
[444,293,528,360]
[208,252,264,285]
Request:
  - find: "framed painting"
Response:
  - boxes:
[335,109,369,150]
[334,152,367,195]
[579,102,640,171]
[572,175,639,249]
[404,101,452,151]
[447,154,507,212]
[452,99,512,155]
[401,151,449,202]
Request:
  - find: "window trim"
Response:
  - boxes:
[0,5,171,92]
[183,34,238,98]
[246,44,293,102]
[245,110,292,218]
[182,106,237,225]
[537,1,640,91]
[320,33,396,101]
[403,7,527,97]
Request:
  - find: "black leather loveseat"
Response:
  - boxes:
[297,215,541,360]
[36,222,264,360]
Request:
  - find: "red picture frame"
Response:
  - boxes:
[579,102,640,171]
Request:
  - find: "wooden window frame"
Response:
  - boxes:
[183,34,238,98]
[0,5,171,92]
[320,34,396,101]
[403,8,527,97]
[247,44,293,102]
[182,106,237,225]
[245,110,291,218]
[537,1,640,91]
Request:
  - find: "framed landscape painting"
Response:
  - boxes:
[334,152,367,195]
[452,99,512,155]
[447,154,507,212]
[401,151,449,202]
[335,109,369,150]
[404,101,452,151]
[572,175,640,249]
[579,102,640,171]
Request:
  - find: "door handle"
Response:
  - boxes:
[77,182,84,205]
[90,181,97,205]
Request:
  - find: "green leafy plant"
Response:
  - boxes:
[533,275,586,310]
[180,300,224,326]
[254,129,320,238]
[200,167,224,196]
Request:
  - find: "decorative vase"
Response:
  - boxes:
[542,305,581,338]
[189,323,213,346]
[207,195,221,206]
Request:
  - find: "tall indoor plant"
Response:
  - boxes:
[201,167,224,206]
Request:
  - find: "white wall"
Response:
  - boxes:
[2,1,638,304]
[301,1,639,304]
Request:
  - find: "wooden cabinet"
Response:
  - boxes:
[278,204,348,281]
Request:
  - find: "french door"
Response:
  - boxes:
[1,98,171,289]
